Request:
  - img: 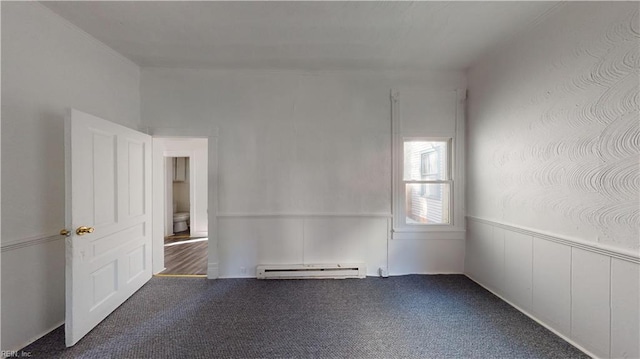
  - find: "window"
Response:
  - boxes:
[390,88,464,236]
[402,139,451,225]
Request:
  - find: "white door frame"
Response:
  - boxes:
[150,128,219,279]
[165,157,175,237]
[162,151,205,238]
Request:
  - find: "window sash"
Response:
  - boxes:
[399,137,453,228]
[402,139,452,180]
[403,180,452,184]
[404,182,451,225]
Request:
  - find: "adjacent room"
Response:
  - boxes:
[1,1,638,358]
[154,138,210,277]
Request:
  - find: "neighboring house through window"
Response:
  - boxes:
[403,139,450,224]
[420,147,442,200]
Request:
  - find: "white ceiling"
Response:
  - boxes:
[42,1,561,71]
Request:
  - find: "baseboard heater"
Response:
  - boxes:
[256,264,366,279]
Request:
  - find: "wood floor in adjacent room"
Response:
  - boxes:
[161,231,208,275]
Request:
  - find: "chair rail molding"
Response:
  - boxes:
[466,216,639,264]
[1,233,63,252]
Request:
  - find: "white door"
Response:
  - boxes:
[64,109,152,347]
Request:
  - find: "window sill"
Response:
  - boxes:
[393,225,465,232]
[391,227,465,240]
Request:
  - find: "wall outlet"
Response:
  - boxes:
[240,266,246,274]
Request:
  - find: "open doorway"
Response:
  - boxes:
[152,138,209,277]
[163,156,208,275]
[165,156,191,238]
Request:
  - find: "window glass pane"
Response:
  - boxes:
[405,183,450,224]
[403,140,448,181]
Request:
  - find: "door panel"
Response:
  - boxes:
[126,139,145,217]
[65,109,152,347]
[91,131,117,226]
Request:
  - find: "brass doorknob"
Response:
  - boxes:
[76,226,95,236]
[60,229,71,237]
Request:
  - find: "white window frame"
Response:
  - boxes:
[391,89,466,237]
[398,137,454,229]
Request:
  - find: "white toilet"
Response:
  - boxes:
[173,212,190,233]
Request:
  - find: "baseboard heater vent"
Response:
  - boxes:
[256,264,366,279]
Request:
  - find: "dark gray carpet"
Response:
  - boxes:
[22,275,587,358]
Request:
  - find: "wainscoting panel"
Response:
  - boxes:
[488,227,506,295]
[532,237,572,337]
[464,220,495,287]
[611,258,640,359]
[388,238,465,275]
[303,217,387,273]
[217,215,392,278]
[1,237,65,351]
[217,218,304,278]
[503,231,533,311]
[466,217,640,358]
[218,214,464,278]
[571,248,611,358]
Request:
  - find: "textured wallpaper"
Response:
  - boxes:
[467,3,639,251]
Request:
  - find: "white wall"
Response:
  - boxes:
[0,3,3,348]
[1,2,141,351]
[142,68,466,277]
[173,179,190,212]
[466,3,639,358]
[467,2,639,251]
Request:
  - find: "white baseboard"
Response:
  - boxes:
[207,262,219,279]
[9,321,64,353]
[218,275,255,279]
[465,274,597,359]
[217,272,465,279]
[389,271,464,276]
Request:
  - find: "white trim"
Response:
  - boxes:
[151,134,216,276]
[453,89,466,230]
[146,126,219,138]
[392,231,465,241]
[404,180,452,184]
[385,218,391,277]
[3,320,65,353]
[466,216,639,264]
[391,90,401,232]
[1,234,63,252]
[207,262,219,279]
[218,274,255,279]
[217,213,392,218]
[219,272,466,279]
[390,271,463,276]
[142,66,466,82]
[393,225,465,233]
[466,274,596,359]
